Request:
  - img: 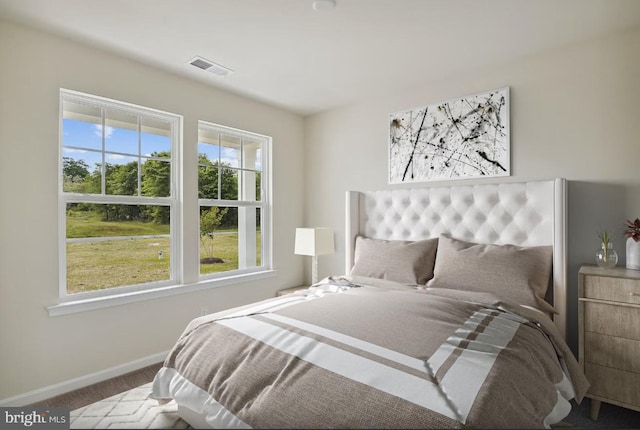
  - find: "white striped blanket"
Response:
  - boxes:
[152,277,588,429]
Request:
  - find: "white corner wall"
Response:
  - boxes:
[303,25,640,354]
[0,20,304,401]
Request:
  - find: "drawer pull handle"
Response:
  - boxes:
[631,293,640,297]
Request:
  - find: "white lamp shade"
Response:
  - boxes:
[294,227,334,256]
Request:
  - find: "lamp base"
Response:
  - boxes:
[311,255,318,285]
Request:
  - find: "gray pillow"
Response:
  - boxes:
[427,235,555,314]
[349,236,438,285]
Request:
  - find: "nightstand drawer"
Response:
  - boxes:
[585,362,640,407]
[585,332,640,373]
[584,301,640,341]
[583,275,640,305]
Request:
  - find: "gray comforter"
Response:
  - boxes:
[152,276,588,429]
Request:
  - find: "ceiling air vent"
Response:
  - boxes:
[188,56,234,77]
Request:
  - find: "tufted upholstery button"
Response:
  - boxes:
[487,230,499,243]
[499,211,512,225]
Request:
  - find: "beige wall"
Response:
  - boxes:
[304,26,640,353]
[0,20,305,400]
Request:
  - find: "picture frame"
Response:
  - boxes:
[389,87,510,184]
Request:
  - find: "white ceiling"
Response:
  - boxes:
[2,0,640,116]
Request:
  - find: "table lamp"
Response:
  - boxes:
[294,227,335,285]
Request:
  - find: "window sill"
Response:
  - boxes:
[47,270,278,317]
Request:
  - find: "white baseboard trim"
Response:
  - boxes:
[0,350,169,407]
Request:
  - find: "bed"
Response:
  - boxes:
[152,178,589,429]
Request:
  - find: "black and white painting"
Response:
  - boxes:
[389,87,510,183]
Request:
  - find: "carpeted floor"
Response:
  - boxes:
[565,400,640,429]
[30,363,163,412]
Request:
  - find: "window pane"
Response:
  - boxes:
[105,156,139,196]
[255,171,262,201]
[66,203,171,294]
[104,110,139,155]
[200,206,238,274]
[141,117,171,156]
[220,134,241,168]
[198,142,219,165]
[237,205,261,269]
[220,167,238,200]
[256,207,262,266]
[62,102,103,151]
[239,169,257,202]
[244,138,262,172]
[256,148,262,172]
[198,128,219,147]
[141,158,171,197]
[62,151,100,193]
[199,206,262,275]
[62,119,103,152]
[199,164,219,199]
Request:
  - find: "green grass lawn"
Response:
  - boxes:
[66,210,169,238]
[66,212,261,294]
[67,237,171,293]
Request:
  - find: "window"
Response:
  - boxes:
[56,89,273,312]
[197,121,270,278]
[60,89,180,299]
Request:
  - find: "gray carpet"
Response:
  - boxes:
[565,399,640,429]
[30,363,163,412]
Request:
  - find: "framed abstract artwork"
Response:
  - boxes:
[389,87,510,184]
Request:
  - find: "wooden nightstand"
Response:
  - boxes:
[578,265,640,420]
[276,285,309,297]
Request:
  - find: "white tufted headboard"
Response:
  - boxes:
[345,178,567,338]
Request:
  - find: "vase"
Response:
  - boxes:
[595,242,618,269]
[626,237,640,270]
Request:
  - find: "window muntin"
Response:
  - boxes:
[60,89,179,298]
[198,122,268,277]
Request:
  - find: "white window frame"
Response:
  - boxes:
[57,89,182,303]
[49,89,275,317]
[197,121,272,280]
